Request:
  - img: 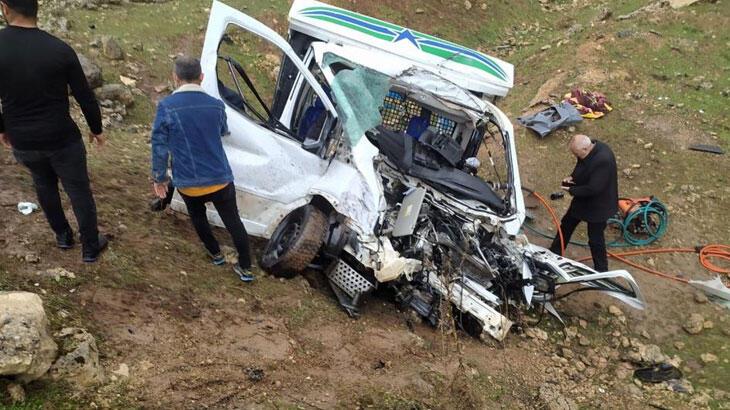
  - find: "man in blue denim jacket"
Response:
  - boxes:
[151,56,253,282]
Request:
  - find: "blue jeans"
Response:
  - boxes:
[13,139,101,249]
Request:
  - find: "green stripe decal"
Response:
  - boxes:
[299,6,509,82]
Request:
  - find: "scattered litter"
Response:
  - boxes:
[119,75,137,87]
[666,378,693,394]
[633,363,682,383]
[563,89,612,119]
[688,144,725,155]
[245,367,265,382]
[17,202,39,215]
[516,102,582,138]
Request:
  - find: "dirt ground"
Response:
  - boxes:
[1,0,729,409]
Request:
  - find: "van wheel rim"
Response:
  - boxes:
[271,220,302,258]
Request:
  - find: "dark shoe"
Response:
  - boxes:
[208,252,226,266]
[82,234,109,263]
[233,264,255,282]
[56,230,75,250]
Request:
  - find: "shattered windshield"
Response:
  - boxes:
[323,53,390,146]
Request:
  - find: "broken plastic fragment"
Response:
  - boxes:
[689,277,730,306]
[17,202,39,215]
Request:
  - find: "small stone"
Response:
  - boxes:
[641,330,650,339]
[112,363,129,378]
[7,383,25,403]
[674,341,685,350]
[638,344,666,365]
[541,45,552,51]
[703,321,713,329]
[526,327,549,341]
[578,320,588,329]
[574,361,586,372]
[463,0,472,10]
[643,143,654,149]
[700,353,718,364]
[683,313,705,335]
[245,367,264,382]
[608,305,623,317]
[561,348,575,359]
[579,336,591,347]
[694,292,708,304]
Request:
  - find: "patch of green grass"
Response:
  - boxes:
[0,380,82,410]
[661,328,730,395]
[610,0,654,17]
[603,3,730,142]
[356,389,429,410]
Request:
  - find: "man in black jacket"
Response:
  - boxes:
[0,0,108,262]
[550,134,618,272]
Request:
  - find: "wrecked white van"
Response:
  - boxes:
[173,0,645,341]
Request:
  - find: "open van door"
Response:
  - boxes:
[192,1,338,237]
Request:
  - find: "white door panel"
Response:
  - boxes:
[197,0,338,233]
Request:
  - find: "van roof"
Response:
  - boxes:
[288,0,514,98]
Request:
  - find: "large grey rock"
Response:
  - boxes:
[96,84,135,107]
[0,292,58,382]
[76,53,103,89]
[47,328,104,387]
[101,35,124,60]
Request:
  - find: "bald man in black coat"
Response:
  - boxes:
[550,135,618,272]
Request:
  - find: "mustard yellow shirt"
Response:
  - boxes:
[178,184,228,197]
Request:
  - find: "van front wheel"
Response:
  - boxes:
[261,205,327,279]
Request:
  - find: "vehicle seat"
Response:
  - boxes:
[406,109,432,140]
[298,98,327,141]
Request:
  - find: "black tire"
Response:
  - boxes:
[261,205,328,279]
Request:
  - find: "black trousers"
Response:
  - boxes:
[179,183,251,269]
[13,139,100,249]
[549,212,609,272]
